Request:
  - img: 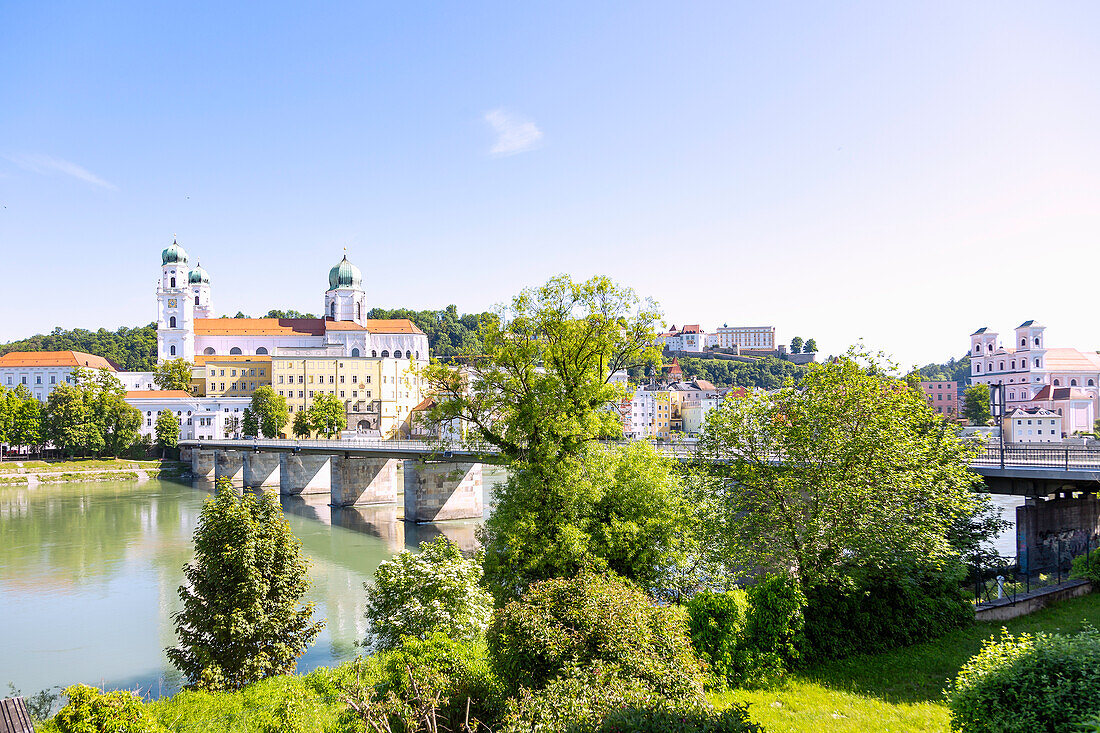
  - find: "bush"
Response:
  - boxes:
[685,590,749,686]
[801,563,972,664]
[365,536,492,650]
[946,627,1100,732]
[499,669,762,733]
[1071,548,1100,583]
[487,573,701,700]
[52,685,166,733]
[737,574,805,685]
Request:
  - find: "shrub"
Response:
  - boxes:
[166,479,324,691]
[1071,547,1100,583]
[685,590,749,686]
[52,685,166,733]
[365,536,492,650]
[737,573,805,684]
[487,573,701,700]
[499,668,762,733]
[946,627,1100,732]
[801,562,972,664]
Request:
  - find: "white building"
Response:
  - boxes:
[681,396,720,436]
[126,390,252,441]
[0,351,116,402]
[1006,407,1062,444]
[710,325,776,351]
[117,372,158,392]
[656,325,705,353]
[623,389,673,439]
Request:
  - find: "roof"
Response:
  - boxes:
[193,317,424,337]
[680,324,702,334]
[970,327,988,335]
[0,350,116,371]
[1007,406,1058,417]
[1017,320,1040,328]
[1042,348,1100,372]
[194,354,272,366]
[125,390,193,399]
[1030,385,1093,402]
[692,379,717,391]
[668,357,682,375]
[411,397,435,412]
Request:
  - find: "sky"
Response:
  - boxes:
[2,1,1099,369]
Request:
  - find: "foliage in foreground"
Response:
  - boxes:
[364,536,492,651]
[487,573,701,700]
[51,685,166,733]
[945,627,1100,732]
[1071,546,1100,583]
[167,479,323,691]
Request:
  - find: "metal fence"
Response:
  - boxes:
[972,444,1100,470]
[971,537,1098,606]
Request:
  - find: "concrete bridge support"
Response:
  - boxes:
[191,449,215,479]
[1018,491,1100,573]
[244,451,282,489]
[279,453,332,495]
[403,461,484,523]
[215,450,245,485]
[331,456,401,507]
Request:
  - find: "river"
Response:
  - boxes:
[0,475,1022,699]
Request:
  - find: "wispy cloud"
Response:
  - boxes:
[484,109,543,156]
[6,153,118,190]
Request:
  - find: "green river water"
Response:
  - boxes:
[0,475,493,699]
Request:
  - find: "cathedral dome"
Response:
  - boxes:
[161,239,189,266]
[188,262,210,284]
[328,255,362,290]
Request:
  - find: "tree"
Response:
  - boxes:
[100,390,141,456]
[155,409,180,457]
[292,410,312,438]
[167,478,323,691]
[1,323,158,371]
[307,393,346,438]
[364,536,492,651]
[154,358,193,392]
[696,349,982,592]
[224,415,241,439]
[421,275,664,600]
[803,338,818,353]
[45,382,102,457]
[789,336,803,354]
[963,384,992,426]
[241,408,259,437]
[249,386,289,438]
[7,385,42,454]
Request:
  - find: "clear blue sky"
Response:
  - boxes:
[2,1,1099,368]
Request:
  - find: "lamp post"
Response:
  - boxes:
[990,381,1007,466]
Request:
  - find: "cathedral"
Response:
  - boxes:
[156,240,428,363]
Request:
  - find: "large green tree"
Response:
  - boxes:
[291,410,312,438]
[45,382,103,457]
[167,478,323,691]
[1,324,158,371]
[963,383,992,426]
[155,409,180,457]
[248,386,288,438]
[308,393,346,438]
[695,350,982,591]
[421,275,664,600]
[154,358,194,392]
[789,336,804,354]
[6,385,42,454]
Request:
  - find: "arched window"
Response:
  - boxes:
[1011,360,1015,369]
[1058,408,1063,415]
[256,347,268,355]
[371,350,377,357]
[169,316,176,328]
[203,347,215,355]
[1021,338,1026,346]
[195,295,200,305]
[170,345,176,356]
[999,362,1004,371]
[170,277,176,288]
[351,348,360,357]
[230,347,242,355]
[974,345,980,354]
[1034,337,1040,346]
[1071,379,1078,386]
[415,351,419,359]
[1054,379,1060,386]
[330,302,336,318]
[1034,358,1040,368]
[381,350,390,358]
[976,364,981,373]
[356,302,361,320]
[1090,379,1095,387]
[987,344,993,351]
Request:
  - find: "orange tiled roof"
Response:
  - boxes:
[1042,348,1100,372]
[193,317,423,336]
[194,354,272,366]
[125,390,193,399]
[327,318,425,334]
[0,350,115,371]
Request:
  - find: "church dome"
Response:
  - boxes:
[188,262,210,284]
[328,255,362,290]
[162,239,189,266]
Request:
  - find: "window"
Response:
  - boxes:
[204,347,215,355]
[974,345,980,354]
[976,364,981,373]
[381,350,389,358]
[298,376,304,383]
[278,376,284,384]
[231,369,237,377]
[999,362,1004,370]
[256,347,268,355]
[309,390,314,397]
[230,347,242,355]
[1011,360,1015,369]
[35,376,41,384]
[169,316,177,328]
[340,375,345,383]
[329,375,334,384]
[1035,337,1040,346]
[170,277,176,287]
[340,391,345,397]
[50,376,55,384]
[1054,379,1060,386]
[356,302,361,320]
[1072,379,1078,386]
[1090,380,1096,386]
[366,376,371,383]
[351,348,360,357]
[1021,338,1026,346]
[260,369,265,376]
[170,345,176,356]
[330,302,336,317]
[371,350,377,357]
[1035,359,1040,368]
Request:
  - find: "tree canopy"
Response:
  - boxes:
[249,386,288,438]
[1,324,157,371]
[154,358,193,392]
[674,356,807,389]
[43,368,141,457]
[963,383,992,426]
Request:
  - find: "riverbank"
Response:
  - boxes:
[0,458,188,484]
[30,589,1100,732]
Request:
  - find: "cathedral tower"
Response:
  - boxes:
[157,239,195,362]
[324,254,367,326]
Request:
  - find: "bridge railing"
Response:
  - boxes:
[971,444,1100,470]
[971,536,1097,607]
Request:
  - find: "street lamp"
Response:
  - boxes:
[990,381,1007,463]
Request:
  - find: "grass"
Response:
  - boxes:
[37,471,141,483]
[713,591,1100,732]
[0,458,178,474]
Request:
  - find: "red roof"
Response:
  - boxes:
[125,390,193,399]
[0,350,115,371]
[668,357,682,375]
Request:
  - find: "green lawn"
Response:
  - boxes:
[713,592,1100,732]
[0,458,171,473]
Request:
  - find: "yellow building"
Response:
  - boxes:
[195,355,272,398]
[271,349,425,438]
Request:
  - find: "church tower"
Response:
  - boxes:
[189,260,214,319]
[157,239,195,362]
[324,254,367,326]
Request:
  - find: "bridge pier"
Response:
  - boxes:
[191,449,215,479]
[215,450,245,485]
[331,456,400,507]
[403,461,484,523]
[244,451,282,489]
[1017,491,1100,573]
[279,453,332,495]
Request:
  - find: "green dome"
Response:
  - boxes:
[189,262,210,284]
[161,239,189,266]
[328,254,362,290]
